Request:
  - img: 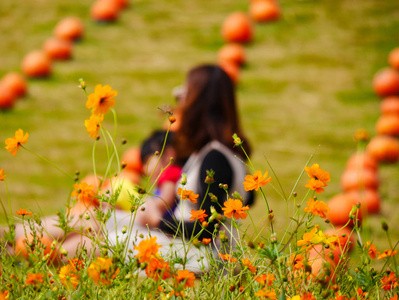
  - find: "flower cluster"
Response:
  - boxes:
[304,164,330,193]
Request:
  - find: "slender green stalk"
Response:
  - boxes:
[21,146,74,180]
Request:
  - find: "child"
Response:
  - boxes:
[134,130,182,227]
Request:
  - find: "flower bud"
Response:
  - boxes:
[121,138,127,145]
[232,133,243,147]
[169,116,176,124]
[232,191,243,201]
[202,221,208,228]
[60,247,68,256]
[180,173,187,186]
[121,161,127,169]
[209,193,218,203]
[78,78,86,89]
[381,219,389,231]
[84,212,90,220]
[122,226,127,234]
[205,169,215,184]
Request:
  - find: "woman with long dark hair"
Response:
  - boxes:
[158,64,252,240]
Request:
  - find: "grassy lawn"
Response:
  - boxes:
[1,0,399,250]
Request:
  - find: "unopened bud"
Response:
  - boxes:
[232,191,243,201]
[180,173,187,186]
[121,138,127,145]
[202,221,208,228]
[209,193,218,203]
[268,213,274,220]
[381,219,388,231]
[205,169,215,184]
[96,135,100,141]
[84,212,90,220]
[60,248,68,256]
[169,116,176,124]
[232,133,243,147]
[78,78,86,89]
[293,192,297,197]
[121,161,127,169]
[122,226,127,234]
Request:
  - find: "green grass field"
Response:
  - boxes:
[1,0,399,249]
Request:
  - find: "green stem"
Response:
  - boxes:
[21,146,74,180]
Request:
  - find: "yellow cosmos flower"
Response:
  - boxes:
[87,257,119,285]
[243,170,271,191]
[5,129,29,156]
[85,114,104,139]
[86,84,117,116]
[297,227,337,249]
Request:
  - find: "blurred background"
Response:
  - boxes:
[0,0,399,249]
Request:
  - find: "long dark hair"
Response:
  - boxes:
[174,64,251,162]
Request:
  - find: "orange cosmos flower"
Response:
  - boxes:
[254,288,277,299]
[134,236,161,263]
[222,198,249,219]
[177,188,199,203]
[202,238,211,245]
[145,256,171,281]
[305,164,330,185]
[0,169,6,181]
[86,84,117,116]
[304,198,330,219]
[390,295,398,300]
[59,264,79,289]
[381,272,398,291]
[364,241,379,259]
[0,291,9,300]
[304,178,327,194]
[304,164,330,194]
[377,249,398,260]
[289,253,306,271]
[71,182,97,205]
[87,257,119,285]
[254,273,276,286]
[302,293,316,300]
[189,209,208,223]
[85,114,104,139]
[243,170,271,192]
[241,258,256,274]
[15,208,33,216]
[25,273,44,285]
[218,253,238,263]
[174,269,195,289]
[5,129,29,156]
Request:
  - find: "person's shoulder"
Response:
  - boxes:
[203,149,228,162]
